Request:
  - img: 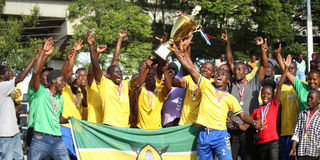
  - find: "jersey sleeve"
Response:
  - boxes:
[227,95,244,116]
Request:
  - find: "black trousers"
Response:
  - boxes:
[229,127,257,160]
[258,140,280,160]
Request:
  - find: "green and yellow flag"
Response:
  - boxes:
[70,118,201,160]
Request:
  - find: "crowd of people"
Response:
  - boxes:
[0,28,320,160]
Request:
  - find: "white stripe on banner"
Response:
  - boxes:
[78,148,197,155]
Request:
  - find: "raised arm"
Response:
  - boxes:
[30,37,54,91]
[87,44,107,86]
[172,78,186,88]
[87,30,102,83]
[160,60,172,96]
[112,30,127,65]
[130,56,153,88]
[221,29,234,73]
[16,48,40,86]
[172,34,200,84]
[61,39,84,82]
[275,43,295,85]
[275,55,291,103]
[256,37,268,81]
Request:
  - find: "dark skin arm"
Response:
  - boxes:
[256,37,268,81]
[274,54,291,103]
[131,57,153,88]
[30,37,54,91]
[59,114,72,124]
[221,29,235,73]
[15,49,39,86]
[80,85,87,107]
[289,141,298,156]
[172,78,186,88]
[112,30,127,65]
[87,30,103,83]
[159,60,172,97]
[275,43,295,85]
[171,34,200,84]
[87,44,107,86]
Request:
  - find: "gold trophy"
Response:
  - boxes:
[153,6,201,60]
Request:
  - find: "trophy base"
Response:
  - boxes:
[153,44,171,60]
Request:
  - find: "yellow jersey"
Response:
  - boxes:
[178,75,202,125]
[280,83,298,136]
[137,82,167,129]
[197,76,244,130]
[97,77,130,128]
[61,84,86,127]
[86,81,103,124]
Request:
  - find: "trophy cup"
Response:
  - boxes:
[153,6,201,60]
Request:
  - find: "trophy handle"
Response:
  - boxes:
[192,25,202,33]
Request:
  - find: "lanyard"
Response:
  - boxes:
[73,92,81,106]
[48,89,59,118]
[144,84,154,108]
[192,84,199,97]
[117,84,123,100]
[260,102,271,129]
[214,88,227,103]
[305,110,319,135]
[235,80,247,102]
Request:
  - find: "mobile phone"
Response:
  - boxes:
[273,41,287,49]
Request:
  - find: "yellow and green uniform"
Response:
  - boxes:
[137,81,167,129]
[280,84,298,136]
[97,77,130,127]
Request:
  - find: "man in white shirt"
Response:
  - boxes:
[215,54,226,70]
[295,53,306,81]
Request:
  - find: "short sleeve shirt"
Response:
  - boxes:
[33,86,64,136]
[229,74,261,125]
[178,75,202,125]
[61,84,85,127]
[137,83,167,129]
[197,76,243,130]
[280,84,298,136]
[251,99,280,144]
[86,81,103,124]
[0,79,19,137]
[97,77,130,127]
[294,77,320,113]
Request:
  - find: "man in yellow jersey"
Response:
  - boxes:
[171,35,259,160]
[275,44,300,160]
[86,30,128,124]
[88,30,130,128]
[60,39,86,158]
[130,57,171,129]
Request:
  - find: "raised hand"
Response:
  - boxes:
[87,29,98,45]
[274,40,282,55]
[43,37,54,55]
[221,29,228,43]
[179,34,193,53]
[146,56,153,69]
[255,37,264,46]
[284,54,292,68]
[73,39,84,52]
[96,44,107,55]
[119,30,128,39]
[155,32,168,44]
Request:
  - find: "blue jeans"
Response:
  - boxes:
[198,128,232,160]
[27,132,70,160]
[296,71,306,81]
[0,132,24,160]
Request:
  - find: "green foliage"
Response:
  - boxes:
[68,0,153,76]
[0,6,44,73]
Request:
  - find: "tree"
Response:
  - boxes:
[68,0,153,75]
[0,2,42,73]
